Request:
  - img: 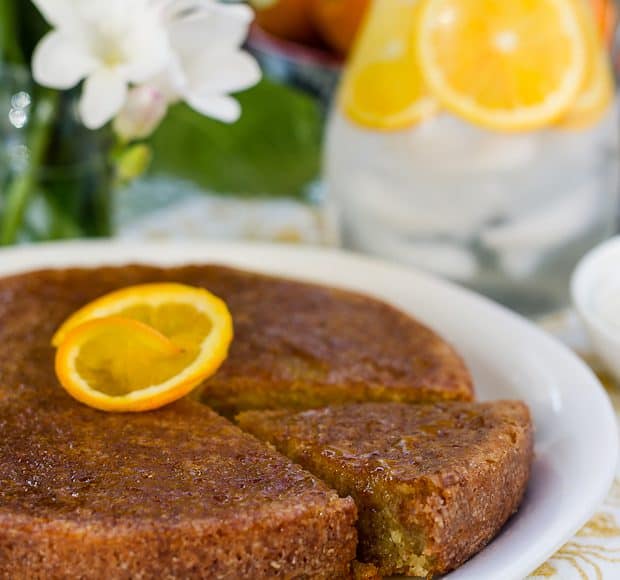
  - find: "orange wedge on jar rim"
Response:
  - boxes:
[340,0,437,130]
[557,0,615,129]
[417,0,590,131]
[589,0,617,47]
[558,47,614,129]
[53,283,233,412]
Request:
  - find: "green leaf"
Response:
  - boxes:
[148,79,323,198]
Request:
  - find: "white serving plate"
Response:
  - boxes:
[0,240,617,580]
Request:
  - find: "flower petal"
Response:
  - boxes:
[54,0,171,85]
[32,31,97,90]
[117,3,171,83]
[166,1,253,60]
[31,0,75,28]
[185,94,241,123]
[209,2,254,29]
[186,50,261,95]
[145,58,186,103]
[76,0,151,22]
[79,69,128,129]
[156,0,214,19]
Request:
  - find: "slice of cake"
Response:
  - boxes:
[0,389,357,578]
[238,401,534,577]
[0,265,473,416]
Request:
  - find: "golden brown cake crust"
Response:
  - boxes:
[0,389,358,579]
[0,265,473,578]
[0,265,473,415]
[237,401,534,577]
[0,266,362,579]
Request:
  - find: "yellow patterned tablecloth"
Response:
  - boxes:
[529,314,620,580]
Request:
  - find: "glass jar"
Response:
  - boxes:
[325,0,619,316]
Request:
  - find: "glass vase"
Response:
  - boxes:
[0,65,113,245]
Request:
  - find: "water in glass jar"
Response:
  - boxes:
[325,0,620,316]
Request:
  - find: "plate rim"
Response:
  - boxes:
[0,239,617,580]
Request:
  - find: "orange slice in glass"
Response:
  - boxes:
[417,0,589,131]
[589,0,617,47]
[558,47,614,128]
[340,0,437,130]
[558,0,614,129]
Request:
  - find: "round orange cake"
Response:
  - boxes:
[0,265,474,578]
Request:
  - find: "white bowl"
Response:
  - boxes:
[572,235,620,382]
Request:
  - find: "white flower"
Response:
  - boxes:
[31,0,261,131]
[150,0,261,123]
[113,86,168,141]
[32,0,171,129]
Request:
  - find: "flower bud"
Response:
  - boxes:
[116,144,153,183]
[113,86,168,142]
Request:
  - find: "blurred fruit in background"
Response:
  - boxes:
[559,0,615,129]
[311,0,371,55]
[253,0,318,44]
[250,0,370,56]
[589,0,617,46]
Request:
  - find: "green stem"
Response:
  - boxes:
[0,91,58,245]
[0,0,24,64]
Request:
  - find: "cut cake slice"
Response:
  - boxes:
[237,401,534,577]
